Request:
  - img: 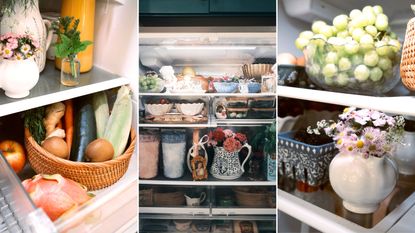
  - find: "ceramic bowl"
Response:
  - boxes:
[144,103,173,116]
[173,220,192,231]
[248,82,261,93]
[213,82,239,93]
[176,103,204,116]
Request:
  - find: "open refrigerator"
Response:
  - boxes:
[0,0,138,232]
[278,0,415,232]
[138,26,277,232]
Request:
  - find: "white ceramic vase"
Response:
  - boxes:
[329,152,398,214]
[0,0,53,72]
[0,58,39,98]
[395,131,415,175]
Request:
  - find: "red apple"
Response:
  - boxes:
[0,140,26,173]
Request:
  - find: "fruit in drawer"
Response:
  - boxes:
[22,174,93,221]
[0,140,26,173]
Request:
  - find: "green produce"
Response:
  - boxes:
[92,92,109,138]
[296,5,401,94]
[103,86,132,158]
[139,72,164,93]
[70,97,97,162]
[24,107,46,145]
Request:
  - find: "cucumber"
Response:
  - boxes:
[70,97,97,162]
[92,92,109,138]
[103,86,132,158]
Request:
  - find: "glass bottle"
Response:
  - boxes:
[61,56,80,86]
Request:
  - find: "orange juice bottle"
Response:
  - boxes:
[56,0,95,73]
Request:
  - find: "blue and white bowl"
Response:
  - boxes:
[213,82,239,93]
[278,131,336,186]
[248,82,261,93]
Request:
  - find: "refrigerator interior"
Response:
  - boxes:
[278,0,415,232]
[139,29,276,232]
[0,0,138,232]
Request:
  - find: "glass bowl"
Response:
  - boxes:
[304,38,401,95]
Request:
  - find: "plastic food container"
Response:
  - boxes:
[139,133,160,179]
[304,38,401,95]
[248,108,275,119]
[226,108,249,119]
[226,97,248,108]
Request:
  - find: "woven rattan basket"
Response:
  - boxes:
[24,128,136,191]
[242,64,273,81]
[233,187,270,208]
[401,17,415,90]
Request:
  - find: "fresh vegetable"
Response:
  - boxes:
[92,92,109,138]
[0,140,26,173]
[24,107,46,144]
[139,72,164,93]
[103,86,132,158]
[70,98,97,162]
[64,99,74,153]
[42,137,69,159]
[44,102,66,138]
[85,138,114,162]
[22,174,93,221]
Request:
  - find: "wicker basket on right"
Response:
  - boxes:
[401,17,415,90]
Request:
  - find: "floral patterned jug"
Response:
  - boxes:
[210,144,252,180]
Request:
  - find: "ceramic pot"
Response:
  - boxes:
[394,131,415,175]
[0,58,39,98]
[139,134,160,179]
[161,131,186,179]
[210,145,252,180]
[0,0,53,72]
[329,152,398,214]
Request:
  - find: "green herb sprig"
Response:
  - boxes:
[24,107,46,145]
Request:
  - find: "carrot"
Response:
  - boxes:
[64,99,74,153]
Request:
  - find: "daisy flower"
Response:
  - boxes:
[20,44,31,54]
[14,53,24,60]
[3,47,13,59]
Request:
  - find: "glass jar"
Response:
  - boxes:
[61,56,80,86]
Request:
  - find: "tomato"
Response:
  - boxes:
[0,140,26,173]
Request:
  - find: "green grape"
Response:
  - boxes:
[320,25,334,38]
[365,25,378,37]
[378,57,392,71]
[349,9,363,20]
[362,6,375,15]
[354,64,370,81]
[325,76,334,85]
[325,51,339,64]
[354,15,369,28]
[308,64,321,76]
[339,57,352,71]
[331,26,338,35]
[375,41,390,56]
[333,14,349,30]
[375,14,388,31]
[351,54,364,65]
[388,39,401,52]
[337,30,350,38]
[364,50,379,67]
[311,34,327,47]
[322,64,338,78]
[300,31,314,40]
[345,40,359,54]
[337,73,349,86]
[370,67,383,82]
[295,37,309,50]
[312,20,327,34]
[390,32,397,39]
[352,28,365,42]
[360,34,374,45]
[373,5,383,15]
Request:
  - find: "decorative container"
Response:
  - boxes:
[0,0,53,72]
[329,152,398,214]
[395,130,415,175]
[226,97,248,108]
[144,103,173,116]
[233,220,258,233]
[210,145,252,180]
[213,82,239,93]
[0,58,39,98]
[139,188,153,206]
[248,97,275,108]
[242,64,273,82]
[304,38,400,95]
[60,56,81,86]
[25,128,136,190]
[176,103,204,116]
[278,131,336,186]
[248,82,261,93]
[153,190,185,206]
[266,153,276,181]
[248,108,275,119]
[233,187,270,207]
[139,133,160,179]
[161,130,186,179]
[401,9,415,91]
[58,0,95,73]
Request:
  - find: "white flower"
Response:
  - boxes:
[20,44,31,54]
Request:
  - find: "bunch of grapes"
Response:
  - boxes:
[295,5,401,94]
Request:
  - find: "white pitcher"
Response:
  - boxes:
[0,0,53,72]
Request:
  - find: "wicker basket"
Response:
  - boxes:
[401,17,415,90]
[242,64,273,81]
[139,188,153,206]
[154,191,185,206]
[233,187,270,208]
[24,128,136,191]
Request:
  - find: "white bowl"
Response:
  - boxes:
[176,103,204,116]
[145,103,173,116]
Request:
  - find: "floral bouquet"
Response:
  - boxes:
[208,128,248,153]
[0,33,39,60]
[308,107,405,158]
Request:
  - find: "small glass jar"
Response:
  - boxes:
[61,56,80,86]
